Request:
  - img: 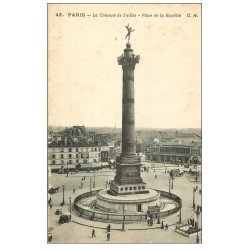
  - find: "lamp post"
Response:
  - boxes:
[90,178,92,193]
[193,187,196,210]
[69,196,72,213]
[196,209,201,243]
[93,168,95,188]
[171,176,174,189]
[179,208,182,224]
[62,185,65,206]
[169,176,171,193]
[66,161,68,177]
[122,203,125,231]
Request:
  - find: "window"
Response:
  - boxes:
[125,187,128,191]
[120,188,123,191]
[60,148,64,152]
[69,148,72,152]
[76,148,78,152]
[60,154,64,159]
[138,187,141,190]
[76,159,79,163]
[142,186,145,189]
[52,154,55,159]
[69,154,72,158]
[52,160,55,164]
[129,187,132,190]
[134,187,137,190]
[76,154,78,158]
[61,160,64,164]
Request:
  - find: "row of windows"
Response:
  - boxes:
[120,186,145,191]
[59,147,101,153]
[50,159,100,164]
[159,147,190,154]
[50,147,109,153]
[51,153,101,159]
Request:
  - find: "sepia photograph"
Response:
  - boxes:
[47,3,201,244]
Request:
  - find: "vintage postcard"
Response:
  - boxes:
[48,3,201,244]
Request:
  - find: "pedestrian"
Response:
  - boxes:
[50,203,52,209]
[48,232,52,242]
[107,232,110,241]
[84,176,86,180]
[196,235,199,243]
[147,216,150,226]
[155,175,157,179]
[157,216,160,224]
[191,219,194,227]
[107,224,111,233]
[161,221,164,229]
[82,177,84,181]
[81,181,83,186]
[165,224,168,230]
[92,229,96,238]
[73,188,75,194]
[197,205,200,212]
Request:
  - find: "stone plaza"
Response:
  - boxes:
[48,163,202,243]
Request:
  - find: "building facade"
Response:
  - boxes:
[147,142,201,164]
[48,140,109,169]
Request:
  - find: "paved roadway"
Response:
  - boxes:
[48,163,202,243]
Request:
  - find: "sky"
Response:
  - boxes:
[48,4,201,129]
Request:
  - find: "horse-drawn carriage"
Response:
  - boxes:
[48,186,60,194]
[59,212,71,224]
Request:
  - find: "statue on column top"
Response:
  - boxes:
[125,24,135,43]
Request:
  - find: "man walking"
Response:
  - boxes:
[92,229,96,238]
[107,224,111,233]
[107,232,110,242]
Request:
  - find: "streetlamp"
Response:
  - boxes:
[193,187,196,210]
[93,169,95,188]
[168,176,171,193]
[179,208,182,224]
[69,196,72,213]
[61,185,65,206]
[196,208,201,243]
[122,203,125,231]
[171,176,174,189]
[90,177,92,193]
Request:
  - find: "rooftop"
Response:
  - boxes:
[48,141,108,148]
